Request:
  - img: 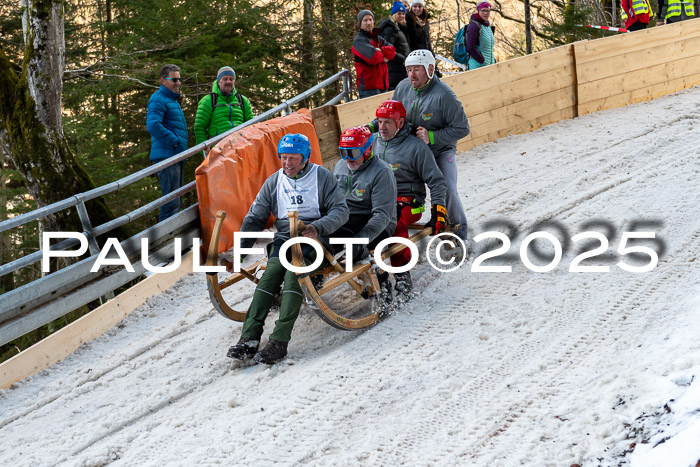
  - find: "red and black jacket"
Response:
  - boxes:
[352,28,396,92]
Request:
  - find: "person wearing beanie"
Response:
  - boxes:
[466,2,496,70]
[193,65,254,148]
[406,0,432,52]
[352,8,396,98]
[378,2,411,90]
[357,9,373,25]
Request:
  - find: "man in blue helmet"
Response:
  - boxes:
[227,133,349,365]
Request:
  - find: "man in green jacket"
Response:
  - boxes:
[194,66,254,147]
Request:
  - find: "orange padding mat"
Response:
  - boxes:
[196,109,323,255]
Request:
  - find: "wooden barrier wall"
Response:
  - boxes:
[314,19,700,158]
[575,19,700,115]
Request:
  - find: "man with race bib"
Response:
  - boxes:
[227,133,348,365]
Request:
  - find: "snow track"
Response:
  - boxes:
[1,88,699,466]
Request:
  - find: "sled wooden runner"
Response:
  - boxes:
[288,211,391,330]
[206,209,452,330]
[205,211,263,321]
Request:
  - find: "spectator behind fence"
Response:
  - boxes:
[194,66,253,148]
[658,0,694,25]
[467,2,496,70]
[146,64,188,222]
[378,2,411,90]
[406,0,432,53]
[622,0,652,31]
[352,9,396,99]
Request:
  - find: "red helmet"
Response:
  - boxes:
[339,127,374,161]
[375,100,406,128]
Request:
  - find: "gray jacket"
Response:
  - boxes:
[240,163,349,248]
[372,75,470,157]
[334,155,397,242]
[372,123,447,207]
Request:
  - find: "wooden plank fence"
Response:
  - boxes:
[313,19,700,160]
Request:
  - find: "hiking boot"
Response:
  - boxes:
[394,271,413,294]
[378,271,393,303]
[254,339,288,365]
[311,273,325,291]
[226,337,259,360]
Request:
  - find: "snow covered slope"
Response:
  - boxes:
[1,88,699,467]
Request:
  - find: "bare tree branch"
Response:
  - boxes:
[64,69,158,88]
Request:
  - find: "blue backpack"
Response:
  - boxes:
[453,24,470,65]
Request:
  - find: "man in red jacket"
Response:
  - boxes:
[353,9,396,99]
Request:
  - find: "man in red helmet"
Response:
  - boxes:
[372,100,447,294]
[332,127,397,298]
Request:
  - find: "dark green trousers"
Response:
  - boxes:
[240,247,317,343]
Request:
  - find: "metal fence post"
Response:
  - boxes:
[75,199,114,301]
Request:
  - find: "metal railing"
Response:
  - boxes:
[435,54,468,72]
[0,69,353,347]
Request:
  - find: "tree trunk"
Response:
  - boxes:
[0,128,14,292]
[300,0,316,104]
[0,0,115,234]
[524,0,533,54]
[320,0,339,101]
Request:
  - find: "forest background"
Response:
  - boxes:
[0,0,676,360]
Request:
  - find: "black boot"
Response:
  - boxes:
[394,271,413,294]
[254,339,288,365]
[227,337,259,360]
[378,271,393,303]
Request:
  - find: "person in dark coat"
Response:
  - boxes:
[405,0,432,52]
[378,2,411,90]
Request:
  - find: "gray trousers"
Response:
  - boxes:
[435,149,468,240]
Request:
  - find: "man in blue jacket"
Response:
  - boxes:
[146,64,189,221]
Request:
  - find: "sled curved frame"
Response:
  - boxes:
[206,210,454,329]
[205,211,266,321]
[288,211,390,331]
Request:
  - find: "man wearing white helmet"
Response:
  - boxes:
[368,49,470,241]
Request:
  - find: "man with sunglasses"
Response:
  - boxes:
[146,64,189,221]
[333,127,397,295]
[227,133,349,365]
[372,100,447,294]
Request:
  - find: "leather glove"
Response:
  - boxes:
[428,204,448,235]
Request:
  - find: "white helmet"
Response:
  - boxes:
[405,49,435,79]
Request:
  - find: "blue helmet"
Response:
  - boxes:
[277,133,312,165]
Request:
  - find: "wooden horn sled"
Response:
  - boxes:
[206,210,460,331]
